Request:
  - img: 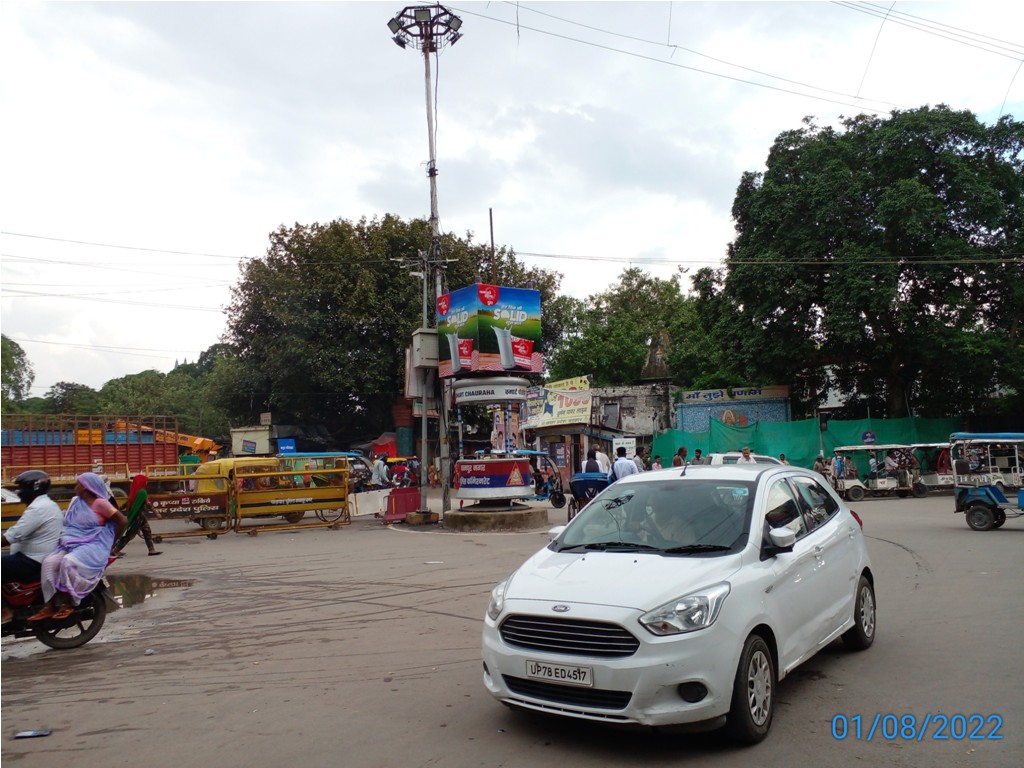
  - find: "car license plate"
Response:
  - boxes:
[525,660,593,687]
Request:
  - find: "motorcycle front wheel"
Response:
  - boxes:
[35,590,107,650]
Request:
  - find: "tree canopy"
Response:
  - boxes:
[1,334,35,405]
[707,105,1024,417]
[547,268,692,386]
[4,106,1020,432]
[221,214,567,439]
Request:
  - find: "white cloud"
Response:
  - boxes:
[2,1,1021,394]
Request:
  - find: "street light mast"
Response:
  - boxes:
[387,4,463,513]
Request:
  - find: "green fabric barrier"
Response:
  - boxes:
[653,416,960,470]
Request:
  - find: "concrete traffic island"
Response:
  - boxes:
[442,502,551,532]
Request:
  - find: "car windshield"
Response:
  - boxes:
[554,478,755,555]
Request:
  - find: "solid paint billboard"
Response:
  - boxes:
[436,283,542,378]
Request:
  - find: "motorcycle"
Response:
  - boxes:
[2,576,114,650]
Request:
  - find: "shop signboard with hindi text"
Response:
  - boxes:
[522,376,592,429]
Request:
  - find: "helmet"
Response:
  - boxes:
[14,470,52,504]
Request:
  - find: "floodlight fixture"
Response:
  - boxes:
[385,4,464,53]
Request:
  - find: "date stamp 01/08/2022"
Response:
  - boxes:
[831,713,1003,742]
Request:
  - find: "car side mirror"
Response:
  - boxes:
[768,527,796,551]
[548,525,567,542]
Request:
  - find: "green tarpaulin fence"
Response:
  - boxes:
[652,416,960,469]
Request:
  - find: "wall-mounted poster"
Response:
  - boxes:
[521,376,592,429]
[436,283,542,377]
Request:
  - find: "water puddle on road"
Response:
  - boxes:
[106,574,196,608]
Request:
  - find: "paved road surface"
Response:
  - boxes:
[2,493,1021,767]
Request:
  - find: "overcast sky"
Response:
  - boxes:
[2,1,1021,396]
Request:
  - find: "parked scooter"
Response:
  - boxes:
[2,574,114,650]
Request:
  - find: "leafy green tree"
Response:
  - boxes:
[44,382,102,413]
[546,267,691,385]
[719,106,1024,417]
[665,268,734,389]
[96,367,231,438]
[1,334,35,406]
[222,215,566,440]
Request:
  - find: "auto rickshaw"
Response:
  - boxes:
[951,433,1024,530]
[831,445,927,501]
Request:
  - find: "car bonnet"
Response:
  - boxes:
[505,547,744,612]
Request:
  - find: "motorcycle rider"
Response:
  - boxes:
[391,459,409,487]
[2,470,63,623]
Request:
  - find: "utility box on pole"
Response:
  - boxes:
[411,328,438,368]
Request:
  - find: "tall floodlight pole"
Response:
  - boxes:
[387,4,463,514]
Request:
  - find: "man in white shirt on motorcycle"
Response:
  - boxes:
[2,471,62,623]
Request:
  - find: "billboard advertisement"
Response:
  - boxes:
[521,376,593,429]
[436,283,542,378]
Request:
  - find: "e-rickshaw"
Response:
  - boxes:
[508,449,567,509]
[909,442,955,492]
[951,433,1024,531]
[831,445,927,501]
[949,433,1022,492]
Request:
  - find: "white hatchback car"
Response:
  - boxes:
[482,464,875,743]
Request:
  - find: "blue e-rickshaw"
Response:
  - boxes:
[950,433,1024,531]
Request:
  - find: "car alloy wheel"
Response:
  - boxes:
[726,634,774,743]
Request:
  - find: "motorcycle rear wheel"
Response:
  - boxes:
[34,591,107,650]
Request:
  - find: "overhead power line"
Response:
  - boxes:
[1,287,224,312]
[491,1,911,109]
[8,337,207,362]
[834,1,1024,59]
[4,234,1021,277]
[1,230,250,260]
[1,252,234,283]
[8,337,207,356]
[516,251,1024,266]
[448,4,909,114]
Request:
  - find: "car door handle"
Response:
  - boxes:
[814,545,825,560]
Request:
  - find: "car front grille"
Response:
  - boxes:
[499,615,640,657]
[503,675,632,710]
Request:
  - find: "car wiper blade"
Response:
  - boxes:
[661,544,733,554]
[583,541,660,551]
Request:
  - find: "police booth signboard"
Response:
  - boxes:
[437,283,542,377]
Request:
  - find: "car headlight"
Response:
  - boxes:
[487,576,510,621]
[639,582,731,635]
